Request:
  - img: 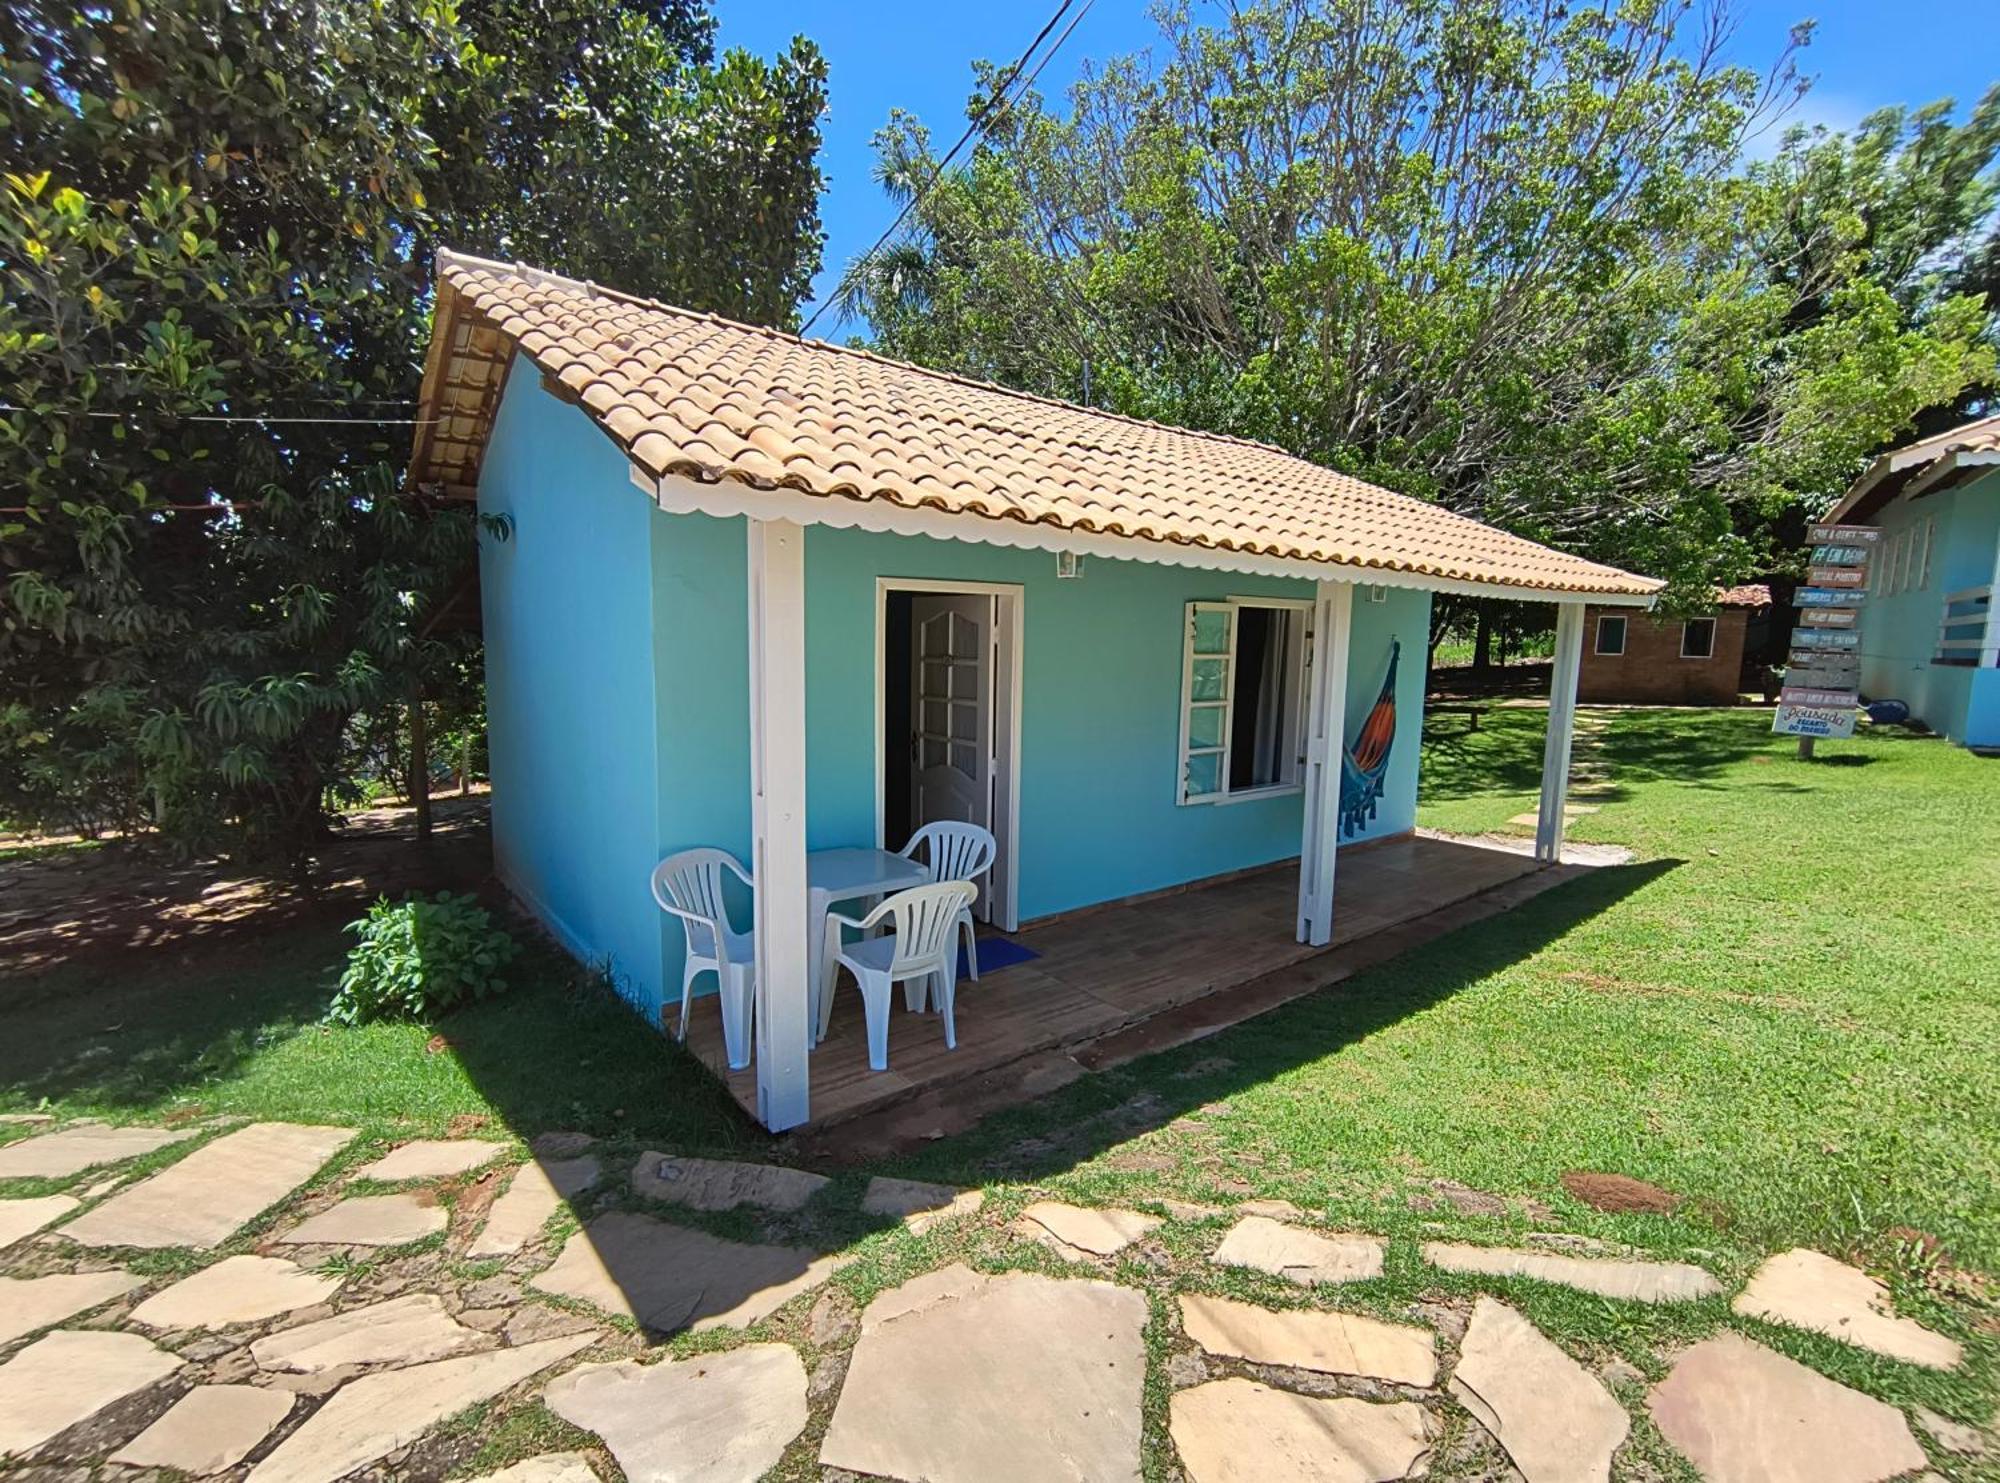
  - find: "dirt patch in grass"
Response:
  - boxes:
[1561,1171,1682,1215]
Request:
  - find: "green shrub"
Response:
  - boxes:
[328,892,518,1026]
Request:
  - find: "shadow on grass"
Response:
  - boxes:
[880,856,1680,1188]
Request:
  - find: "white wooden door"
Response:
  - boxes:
[909,593,992,841]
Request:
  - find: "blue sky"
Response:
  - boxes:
[716,1,1998,330]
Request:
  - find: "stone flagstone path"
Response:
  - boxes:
[1170,1379,1431,1483]
[129,1253,341,1331]
[0,1270,142,1346]
[1448,1298,1627,1483]
[109,1384,296,1473]
[820,1264,1148,1482]
[0,1122,192,1179]
[1648,1331,1928,1483]
[0,1194,78,1249]
[0,1330,180,1457]
[470,1154,600,1258]
[1180,1293,1437,1387]
[1422,1241,1722,1303]
[545,1344,808,1483]
[1214,1215,1386,1285]
[1732,1247,1963,1369]
[246,1334,592,1483]
[0,1118,1984,1481]
[60,1122,355,1249]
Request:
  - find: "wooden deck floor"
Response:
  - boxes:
[687,833,1543,1132]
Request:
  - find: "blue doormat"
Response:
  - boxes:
[959,935,1041,978]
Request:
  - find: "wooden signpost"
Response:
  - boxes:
[1775,523,1879,752]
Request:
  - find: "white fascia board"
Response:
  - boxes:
[629,466,1659,608]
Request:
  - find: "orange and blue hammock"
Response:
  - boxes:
[1339,641,1399,837]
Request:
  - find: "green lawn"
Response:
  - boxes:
[4,705,1996,1449]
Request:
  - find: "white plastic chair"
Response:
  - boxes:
[823,880,977,1072]
[650,848,755,1071]
[898,821,996,985]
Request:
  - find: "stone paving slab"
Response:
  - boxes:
[821,1264,1148,1483]
[0,1123,192,1179]
[546,1343,808,1483]
[1179,1293,1436,1387]
[1732,1247,1963,1369]
[1018,1200,1162,1258]
[0,1270,142,1346]
[0,1194,78,1249]
[1421,1242,1721,1303]
[60,1123,356,1250]
[280,1191,446,1247]
[530,1210,838,1334]
[355,1139,507,1182]
[860,1176,985,1233]
[129,1254,342,1331]
[464,1454,601,1483]
[1213,1216,1386,1286]
[628,1153,830,1212]
[249,1293,482,1373]
[1648,1331,1927,1483]
[1447,1298,1627,1483]
[0,1329,181,1458]
[108,1383,295,1474]
[245,1333,593,1483]
[469,1156,599,1259]
[1169,1378,1430,1483]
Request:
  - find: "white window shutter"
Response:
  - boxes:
[1179,601,1235,804]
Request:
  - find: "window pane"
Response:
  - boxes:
[1184,751,1222,797]
[1597,616,1626,655]
[950,701,978,740]
[1187,703,1225,749]
[1190,657,1228,701]
[1191,609,1231,655]
[1682,618,1716,659]
[922,700,948,736]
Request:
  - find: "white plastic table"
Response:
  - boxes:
[808,847,930,1044]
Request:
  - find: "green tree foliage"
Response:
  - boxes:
[840,0,1993,603]
[0,0,826,860]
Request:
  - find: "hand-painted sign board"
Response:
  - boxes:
[1808,566,1868,588]
[1796,607,1859,628]
[1791,626,1861,650]
[1788,658,1861,689]
[1782,686,1861,708]
[1797,586,1865,606]
[1773,703,1858,739]
[1808,523,1883,546]
[1812,545,1873,565]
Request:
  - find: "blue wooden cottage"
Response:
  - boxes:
[410,252,1661,1130]
[1824,415,2000,749]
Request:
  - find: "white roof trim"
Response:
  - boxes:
[634,466,1658,607]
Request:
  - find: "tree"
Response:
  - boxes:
[840,0,1993,605]
[0,0,826,864]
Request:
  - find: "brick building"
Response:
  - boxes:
[1577,585,1769,705]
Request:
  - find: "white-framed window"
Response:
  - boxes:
[1178,598,1310,804]
[1680,617,1717,660]
[1594,614,1628,656]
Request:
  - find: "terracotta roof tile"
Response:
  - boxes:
[410,251,1660,599]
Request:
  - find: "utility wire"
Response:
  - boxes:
[801,0,1088,336]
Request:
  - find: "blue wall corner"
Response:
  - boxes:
[478,359,668,1014]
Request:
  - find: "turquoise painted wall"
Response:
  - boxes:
[1858,471,2000,746]
[479,360,669,1012]
[483,377,1432,999]
[797,525,1429,920]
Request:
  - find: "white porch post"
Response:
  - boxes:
[1297,580,1354,946]
[747,518,811,1131]
[1535,601,1587,863]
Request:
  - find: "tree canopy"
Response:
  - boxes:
[840,0,1995,604]
[0,0,827,860]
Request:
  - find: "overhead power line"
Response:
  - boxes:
[801,0,1093,336]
